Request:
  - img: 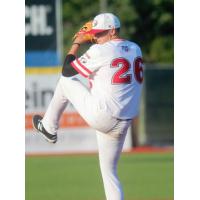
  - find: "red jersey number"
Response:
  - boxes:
[111,58,131,84]
[111,57,143,84]
[134,57,144,84]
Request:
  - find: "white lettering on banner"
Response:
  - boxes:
[25,81,54,110]
[26,74,59,112]
[25,5,53,36]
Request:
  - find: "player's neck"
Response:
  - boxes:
[110,35,119,40]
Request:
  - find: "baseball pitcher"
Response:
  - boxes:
[32,13,144,200]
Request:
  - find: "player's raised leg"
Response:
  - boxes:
[57,75,118,133]
[33,75,118,143]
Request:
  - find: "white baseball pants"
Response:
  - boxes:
[42,75,132,200]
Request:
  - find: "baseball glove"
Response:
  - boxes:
[72,21,95,43]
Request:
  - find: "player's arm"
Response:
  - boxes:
[62,25,92,77]
[62,42,82,77]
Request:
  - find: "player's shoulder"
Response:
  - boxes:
[124,40,141,50]
[109,39,142,57]
[109,39,142,51]
[86,44,102,58]
[87,43,111,58]
[125,40,142,55]
[89,43,109,51]
[87,40,142,57]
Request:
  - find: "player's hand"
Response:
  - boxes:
[72,21,95,44]
[73,33,89,45]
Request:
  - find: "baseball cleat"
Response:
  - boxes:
[32,115,57,143]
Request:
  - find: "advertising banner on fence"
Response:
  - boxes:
[25,0,62,66]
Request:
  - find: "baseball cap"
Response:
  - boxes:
[86,13,120,34]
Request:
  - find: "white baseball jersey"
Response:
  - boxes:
[71,39,143,119]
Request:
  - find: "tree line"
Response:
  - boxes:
[62,0,173,64]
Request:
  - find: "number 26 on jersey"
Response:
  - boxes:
[111,57,144,84]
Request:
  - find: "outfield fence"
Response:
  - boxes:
[136,64,174,146]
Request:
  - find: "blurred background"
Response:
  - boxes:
[25,0,174,199]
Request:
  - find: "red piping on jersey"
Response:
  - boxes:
[76,59,92,74]
[70,61,88,78]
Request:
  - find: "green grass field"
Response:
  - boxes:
[25,152,173,200]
